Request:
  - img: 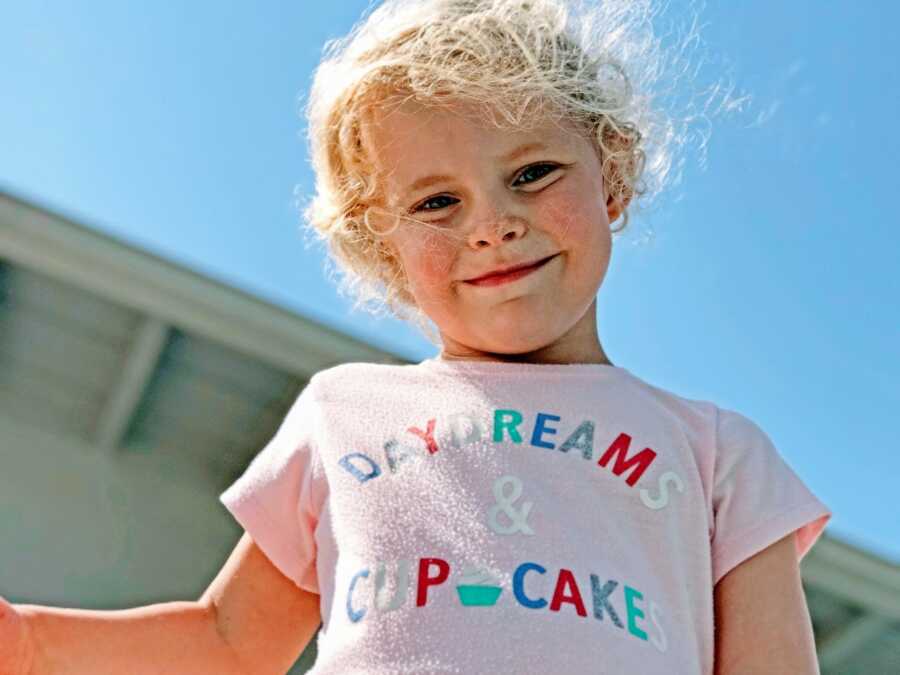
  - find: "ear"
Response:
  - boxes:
[605,190,629,225]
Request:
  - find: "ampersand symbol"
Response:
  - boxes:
[487,474,535,536]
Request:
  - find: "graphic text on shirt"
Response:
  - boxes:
[343,555,669,654]
[330,405,676,655]
[338,407,687,511]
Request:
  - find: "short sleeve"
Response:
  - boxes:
[219,378,326,594]
[710,407,831,586]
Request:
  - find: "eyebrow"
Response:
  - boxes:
[401,142,549,198]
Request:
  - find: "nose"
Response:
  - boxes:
[466,207,528,250]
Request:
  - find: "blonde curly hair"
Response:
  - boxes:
[300,0,695,328]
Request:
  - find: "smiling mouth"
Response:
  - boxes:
[464,254,558,287]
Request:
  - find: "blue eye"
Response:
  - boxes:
[513,163,559,186]
[414,195,459,213]
[412,163,559,213]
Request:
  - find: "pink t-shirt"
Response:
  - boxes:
[219,358,831,674]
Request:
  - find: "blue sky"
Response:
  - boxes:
[2,1,897,563]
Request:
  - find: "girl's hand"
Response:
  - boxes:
[0,595,36,675]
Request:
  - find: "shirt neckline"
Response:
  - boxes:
[417,355,630,377]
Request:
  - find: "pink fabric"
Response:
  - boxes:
[219,358,831,674]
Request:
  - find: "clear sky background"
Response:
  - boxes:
[2,1,897,563]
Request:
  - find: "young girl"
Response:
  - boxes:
[2,0,831,673]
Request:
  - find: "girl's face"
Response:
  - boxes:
[365,100,622,363]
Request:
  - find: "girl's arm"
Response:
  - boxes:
[4,532,320,675]
[200,531,323,674]
[713,533,821,674]
[15,600,245,675]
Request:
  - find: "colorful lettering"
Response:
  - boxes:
[558,420,595,460]
[598,433,657,487]
[407,418,440,455]
[338,453,381,483]
[648,600,668,653]
[549,568,587,617]
[513,562,547,609]
[416,558,450,606]
[639,470,686,510]
[384,439,423,474]
[447,412,483,448]
[374,560,410,612]
[493,409,524,443]
[590,575,624,628]
[624,585,648,640]
[346,568,369,622]
[531,412,561,449]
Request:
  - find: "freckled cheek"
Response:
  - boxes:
[536,190,601,245]
[535,185,611,294]
[400,230,459,291]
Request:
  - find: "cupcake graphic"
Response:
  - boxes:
[455,565,503,606]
